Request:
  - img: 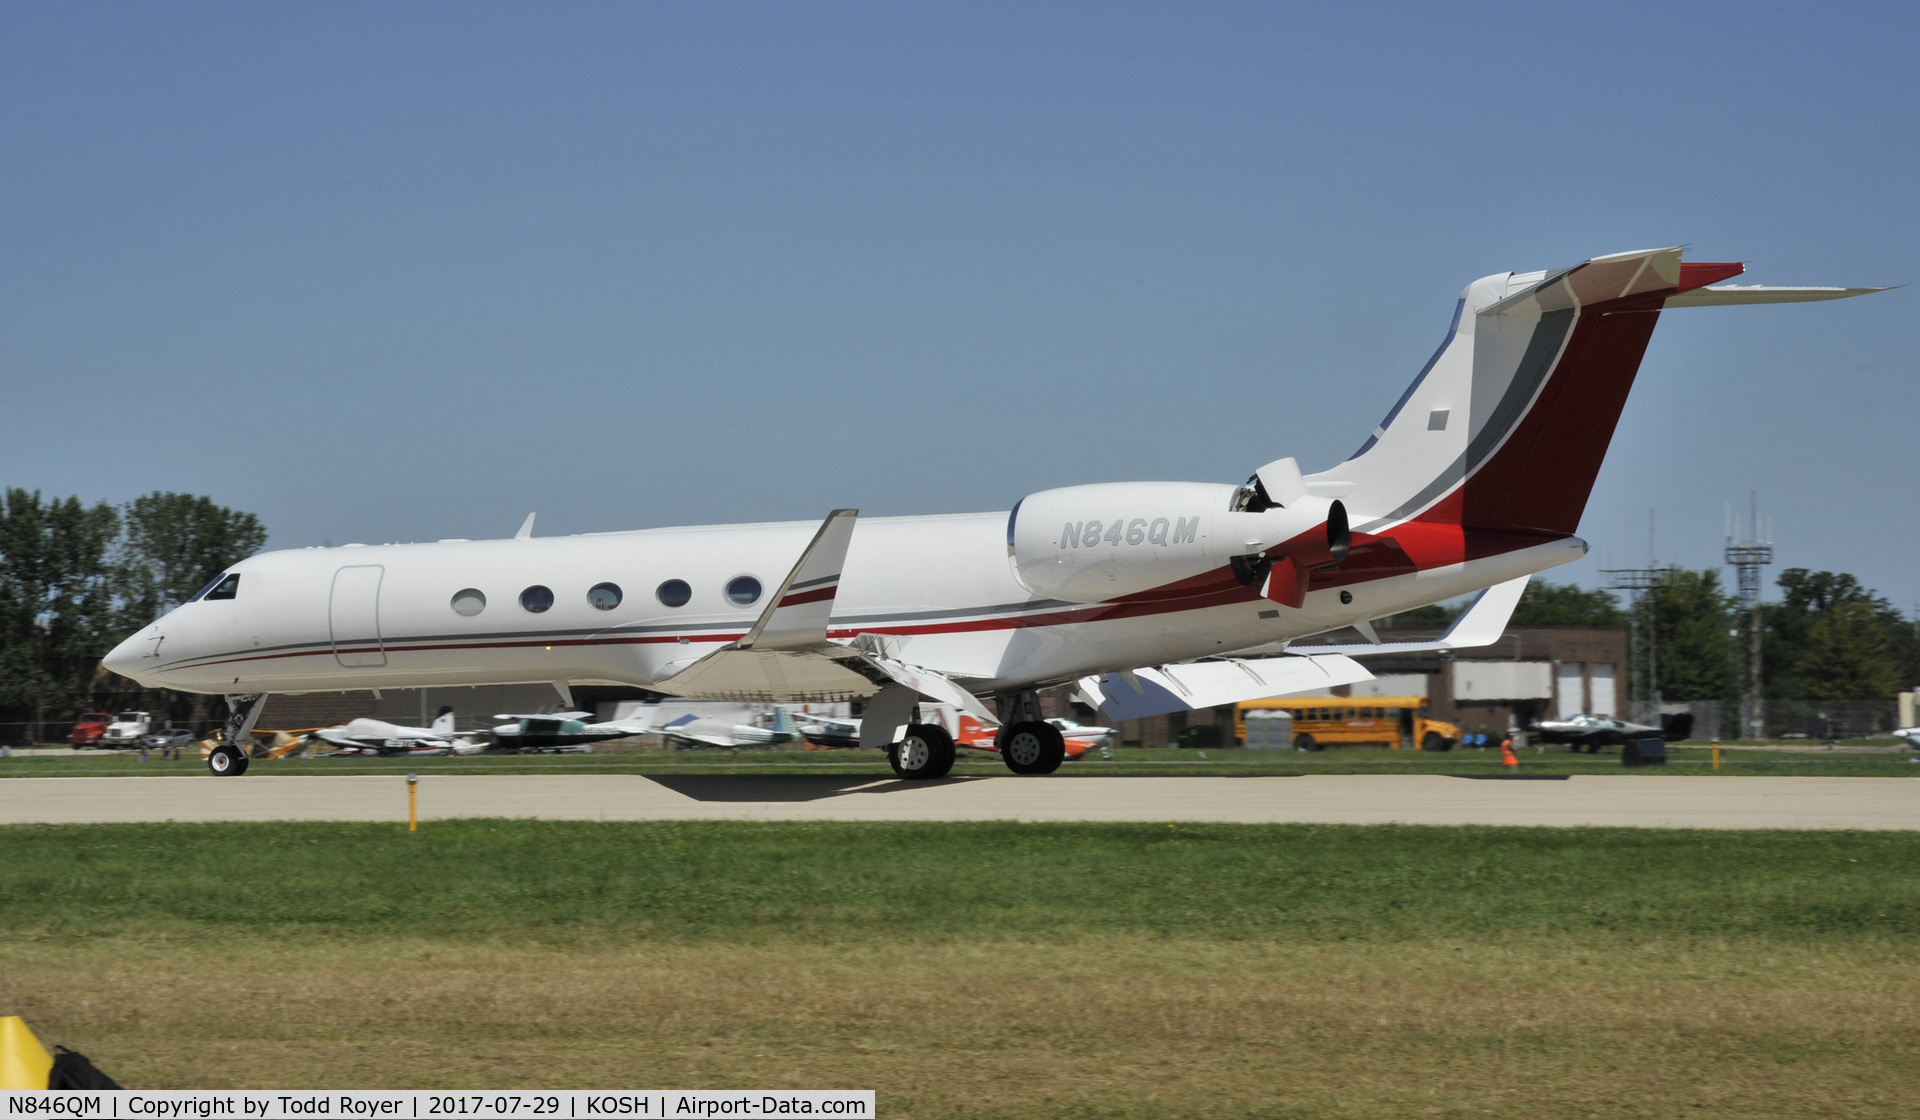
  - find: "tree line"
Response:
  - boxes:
[1384,569,1918,701]
[0,489,266,730]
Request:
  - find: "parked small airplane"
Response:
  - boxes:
[1528,712,1695,752]
[1891,726,1920,753]
[102,246,1888,779]
[659,705,800,748]
[952,715,1112,760]
[314,706,487,756]
[797,713,861,750]
[489,711,651,752]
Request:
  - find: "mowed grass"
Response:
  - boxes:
[4,821,1918,1117]
[8,741,1917,777]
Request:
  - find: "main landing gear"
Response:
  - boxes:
[208,694,267,777]
[889,723,956,780]
[994,690,1065,775]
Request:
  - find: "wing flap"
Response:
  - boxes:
[1078,654,1373,722]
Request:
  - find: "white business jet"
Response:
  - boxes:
[103,248,1886,778]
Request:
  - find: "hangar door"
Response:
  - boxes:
[1451,660,1552,702]
[330,565,387,668]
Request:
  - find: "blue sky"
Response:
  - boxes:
[3,3,1914,608]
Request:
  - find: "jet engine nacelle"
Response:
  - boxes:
[1008,480,1347,604]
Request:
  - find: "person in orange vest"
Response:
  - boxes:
[1500,735,1519,768]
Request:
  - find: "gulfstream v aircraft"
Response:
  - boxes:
[104,247,1885,778]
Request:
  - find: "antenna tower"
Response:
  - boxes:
[1724,491,1773,739]
[1601,509,1665,723]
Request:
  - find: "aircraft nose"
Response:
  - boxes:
[103,630,154,685]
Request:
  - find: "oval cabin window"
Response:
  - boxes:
[520,585,555,613]
[725,575,762,606]
[451,588,486,617]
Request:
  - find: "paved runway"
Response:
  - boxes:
[1,773,1915,829]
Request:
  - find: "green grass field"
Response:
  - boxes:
[3,821,1917,1116]
[7,741,1917,778]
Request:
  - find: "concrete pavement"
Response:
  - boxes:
[1,772,1915,829]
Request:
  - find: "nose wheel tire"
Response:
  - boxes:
[889,724,957,780]
[1000,720,1066,775]
[208,744,249,776]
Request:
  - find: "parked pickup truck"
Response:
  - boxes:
[69,712,115,746]
[98,711,153,748]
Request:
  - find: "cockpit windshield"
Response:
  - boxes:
[201,574,241,602]
[188,573,229,603]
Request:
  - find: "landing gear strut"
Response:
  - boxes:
[210,694,267,777]
[994,690,1065,775]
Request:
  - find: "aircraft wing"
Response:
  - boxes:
[1076,654,1374,722]
[1232,576,1532,659]
[655,510,888,701]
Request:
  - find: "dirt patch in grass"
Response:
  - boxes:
[5,934,1916,1118]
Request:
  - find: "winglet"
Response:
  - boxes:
[516,513,536,540]
[736,509,859,650]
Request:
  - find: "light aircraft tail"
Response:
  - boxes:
[430,706,455,734]
[769,705,796,738]
[1313,248,1888,540]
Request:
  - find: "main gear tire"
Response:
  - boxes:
[1000,720,1066,775]
[889,724,956,780]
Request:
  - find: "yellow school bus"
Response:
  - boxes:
[1235,696,1460,752]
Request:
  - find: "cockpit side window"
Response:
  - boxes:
[202,574,241,601]
[187,573,229,603]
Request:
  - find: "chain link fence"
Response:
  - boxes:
[1657,699,1902,741]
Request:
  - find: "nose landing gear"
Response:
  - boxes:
[208,693,267,777]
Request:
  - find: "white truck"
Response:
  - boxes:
[98,711,152,748]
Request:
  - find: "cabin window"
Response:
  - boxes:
[519,585,555,613]
[726,575,762,606]
[203,574,240,601]
[656,580,692,608]
[450,588,486,617]
[588,582,623,611]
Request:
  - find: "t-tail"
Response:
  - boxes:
[1310,247,1888,546]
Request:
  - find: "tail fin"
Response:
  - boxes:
[1312,248,1883,539]
[430,706,455,734]
[770,705,796,737]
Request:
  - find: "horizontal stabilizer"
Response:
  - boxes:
[1077,654,1373,723]
[1664,284,1894,308]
